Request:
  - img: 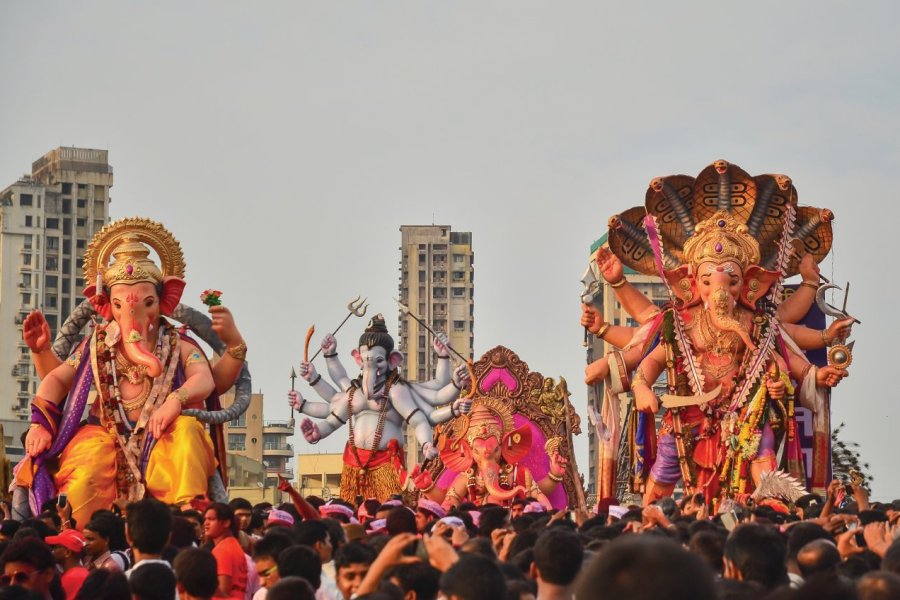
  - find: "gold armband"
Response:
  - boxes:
[610,278,626,289]
[168,387,190,406]
[595,323,611,339]
[65,351,82,369]
[184,350,206,367]
[632,367,650,388]
[821,329,829,347]
[226,341,247,361]
[800,281,818,291]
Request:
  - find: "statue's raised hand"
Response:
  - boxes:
[288,390,305,410]
[321,334,337,356]
[595,247,624,285]
[433,332,451,358]
[24,425,52,457]
[452,364,471,392]
[300,417,321,443]
[209,306,243,347]
[422,441,438,460]
[581,304,605,335]
[817,366,848,388]
[299,361,318,383]
[826,318,854,345]
[453,397,473,416]
[798,253,820,284]
[23,311,51,353]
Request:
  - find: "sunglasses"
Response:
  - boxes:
[1,571,33,586]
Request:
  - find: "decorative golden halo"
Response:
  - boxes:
[83,217,186,286]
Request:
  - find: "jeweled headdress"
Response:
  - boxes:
[83,217,185,290]
[682,211,760,271]
[464,405,502,446]
[607,159,834,278]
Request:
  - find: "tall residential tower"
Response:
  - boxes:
[0,147,112,420]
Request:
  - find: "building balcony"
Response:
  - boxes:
[263,443,294,457]
[266,467,293,480]
[263,420,294,434]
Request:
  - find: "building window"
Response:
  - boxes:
[453,254,464,263]
[22,274,31,287]
[21,293,31,305]
[63,218,71,231]
[62,279,71,294]
[46,256,58,271]
[452,287,465,297]
[47,295,57,308]
[47,237,59,250]
[230,413,247,427]
[62,183,72,194]
[47,218,59,229]
[24,235,32,249]
[77,198,86,209]
[76,218,86,227]
[76,239,85,249]
[227,434,246,451]
[77,183,87,191]
[22,254,31,266]
[63,258,71,272]
[19,194,33,206]
[25,215,32,227]
[46,275,58,288]
[452,271,465,281]
[418,254,426,263]
[62,199,72,213]
[453,320,465,332]
[418,270,426,282]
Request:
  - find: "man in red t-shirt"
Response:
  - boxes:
[46,529,89,600]
[204,503,248,600]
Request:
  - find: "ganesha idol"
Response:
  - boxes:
[582,161,854,504]
[15,218,249,527]
[413,347,577,511]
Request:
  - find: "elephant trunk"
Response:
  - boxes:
[709,287,756,352]
[479,461,526,502]
[120,316,163,378]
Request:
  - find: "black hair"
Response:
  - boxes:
[86,513,129,552]
[723,523,788,590]
[477,506,509,538]
[267,577,315,600]
[386,562,440,600]
[0,537,55,570]
[386,507,417,536]
[577,535,717,600]
[253,530,295,561]
[359,316,394,354]
[439,555,506,600]
[689,530,726,575]
[277,545,322,590]
[205,502,237,537]
[786,521,831,562]
[294,519,329,547]
[334,541,377,572]
[173,548,218,599]
[170,516,198,548]
[532,527,583,586]
[129,561,176,600]
[228,497,253,512]
[126,498,173,554]
[73,569,131,600]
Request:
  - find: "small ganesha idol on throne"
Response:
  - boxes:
[412,347,582,511]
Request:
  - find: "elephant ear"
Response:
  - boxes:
[664,265,700,308]
[501,424,532,465]
[439,437,473,473]
[740,266,780,309]
[159,277,186,316]
[82,284,113,321]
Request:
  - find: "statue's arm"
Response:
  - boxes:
[320,334,353,391]
[34,362,78,406]
[632,344,666,413]
[23,311,62,379]
[310,394,350,438]
[208,305,246,394]
[408,381,462,407]
[298,395,339,419]
[585,343,644,385]
[392,387,435,448]
[781,318,854,351]
[777,255,822,324]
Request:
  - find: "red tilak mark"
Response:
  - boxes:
[126,292,139,306]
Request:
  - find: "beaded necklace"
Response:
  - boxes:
[347,371,397,473]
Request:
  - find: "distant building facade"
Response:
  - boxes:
[397,225,474,468]
[0,147,112,421]
[222,391,293,486]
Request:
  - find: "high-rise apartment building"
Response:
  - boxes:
[222,392,293,485]
[398,225,474,467]
[0,147,112,420]
[585,234,668,502]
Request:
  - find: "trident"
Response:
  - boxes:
[305,296,369,363]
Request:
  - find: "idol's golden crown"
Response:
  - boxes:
[465,405,502,446]
[682,211,760,270]
[83,217,185,289]
[103,235,163,287]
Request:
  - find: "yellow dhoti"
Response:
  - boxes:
[55,416,216,527]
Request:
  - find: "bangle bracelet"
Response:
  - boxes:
[451,379,461,390]
[801,281,818,291]
[226,342,247,361]
[821,329,829,347]
[610,278,626,289]
[323,351,338,358]
[309,374,322,386]
[596,323,611,339]
[437,356,450,360]
[169,387,190,406]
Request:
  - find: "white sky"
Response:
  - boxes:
[2,1,899,499]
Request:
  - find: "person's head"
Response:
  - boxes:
[73,569,131,600]
[334,542,377,600]
[439,555,506,600]
[0,538,56,596]
[294,520,333,563]
[723,523,788,590]
[129,561,176,600]
[277,545,321,590]
[44,529,86,569]
[476,506,509,538]
[796,539,841,578]
[0,522,20,543]
[689,530,726,575]
[38,511,61,532]
[228,498,253,533]
[203,503,236,541]
[882,539,900,575]
[530,528,583,587]
[387,562,440,600]
[126,498,173,555]
[387,507,418,536]
[786,521,831,568]
[857,571,900,600]
[266,577,315,600]
[576,534,717,600]
[252,531,295,590]
[173,548,218,600]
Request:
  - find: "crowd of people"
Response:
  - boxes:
[1,477,899,600]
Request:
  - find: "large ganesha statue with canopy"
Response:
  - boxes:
[413,346,581,511]
[14,217,250,526]
[582,160,855,505]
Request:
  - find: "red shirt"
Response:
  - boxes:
[61,566,89,600]
[212,536,248,600]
